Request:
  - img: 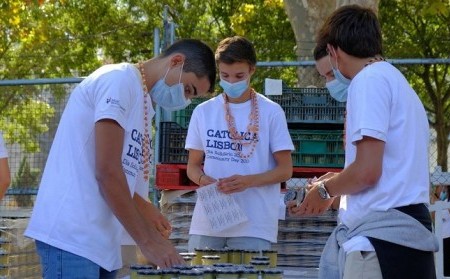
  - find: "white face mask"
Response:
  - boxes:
[149,64,191,111]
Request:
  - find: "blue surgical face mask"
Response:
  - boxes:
[440,191,448,201]
[150,64,191,111]
[328,50,351,87]
[219,78,249,99]
[326,79,348,102]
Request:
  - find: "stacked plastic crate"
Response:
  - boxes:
[268,87,345,169]
[268,87,345,269]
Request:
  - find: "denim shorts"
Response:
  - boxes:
[35,240,118,279]
[188,235,271,252]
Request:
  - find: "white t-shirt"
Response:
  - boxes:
[25,63,155,271]
[339,61,430,252]
[185,93,294,243]
[0,132,8,159]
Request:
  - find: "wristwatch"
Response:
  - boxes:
[318,181,332,200]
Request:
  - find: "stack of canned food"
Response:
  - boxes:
[130,249,283,279]
[130,264,283,279]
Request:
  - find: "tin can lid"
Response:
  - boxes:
[130,264,153,270]
[161,268,180,274]
[262,268,284,274]
[249,260,270,266]
[137,269,162,275]
[179,269,204,275]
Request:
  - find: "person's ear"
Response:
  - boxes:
[249,65,256,76]
[169,54,186,68]
[327,44,334,57]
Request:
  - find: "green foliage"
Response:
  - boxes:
[380,0,450,170]
[0,86,55,152]
[0,0,298,152]
[141,0,298,92]
[11,156,40,207]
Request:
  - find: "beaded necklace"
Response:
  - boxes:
[364,56,385,67]
[223,89,259,159]
[137,62,151,181]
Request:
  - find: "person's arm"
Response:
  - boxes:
[95,119,183,268]
[0,157,10,201]
[187,149,216,186]
[217,150,293,194]
[134,194,172,239]
[289,136,384,216]
[324,136,384,196]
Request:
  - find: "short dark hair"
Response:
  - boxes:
[215,36,257,67]
[317,5,382,58]
[161,39,217,93]
[313,41,328,61]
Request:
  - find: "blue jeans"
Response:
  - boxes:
[35,240,118,279]
[188,235,271,252]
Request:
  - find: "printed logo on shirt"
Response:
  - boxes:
[106,97,125,112]
[204,129,258,164]
[122,129,152,178]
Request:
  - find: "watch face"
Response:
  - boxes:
[318,186,328,199]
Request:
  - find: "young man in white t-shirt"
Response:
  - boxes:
[288,5,437,279]
[0,131,10,201]
[25,39,216,277]
[185,36,294,251]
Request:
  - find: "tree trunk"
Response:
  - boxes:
[283,0,380,87]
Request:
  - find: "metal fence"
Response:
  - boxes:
[1,80,449,211]
[0,79,449,278]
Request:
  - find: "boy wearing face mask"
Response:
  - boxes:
[25,39,216,277]
[185,36,294,251]
[288,5,437,279]
[314,43,348,103]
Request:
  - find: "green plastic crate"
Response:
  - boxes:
[268,87,346,124]
[159,122,189,164]
[290,129,345,167]
[173,97,209,128]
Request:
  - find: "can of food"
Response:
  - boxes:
[228,249,243,264]
[261,268,283,279]
[262,250,278,268]
[136,269,162,279]
[178,269,204,279]
[242,250,261,265]
[202,255,221,266]
[130,264,154,279]
[249,259,270,271]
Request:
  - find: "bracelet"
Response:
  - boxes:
[198,174,205,184]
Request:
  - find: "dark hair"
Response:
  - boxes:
[313,41,328,61]
[317,5,382,58]
[215,36,257,66]
[161,39,217,93]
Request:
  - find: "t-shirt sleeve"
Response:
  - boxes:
[135,182,150,201]
[0,132,8,158]
[348,72,390,144]
[185,106,204,151]
[92,68,134,129]
[269,106,295,153]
